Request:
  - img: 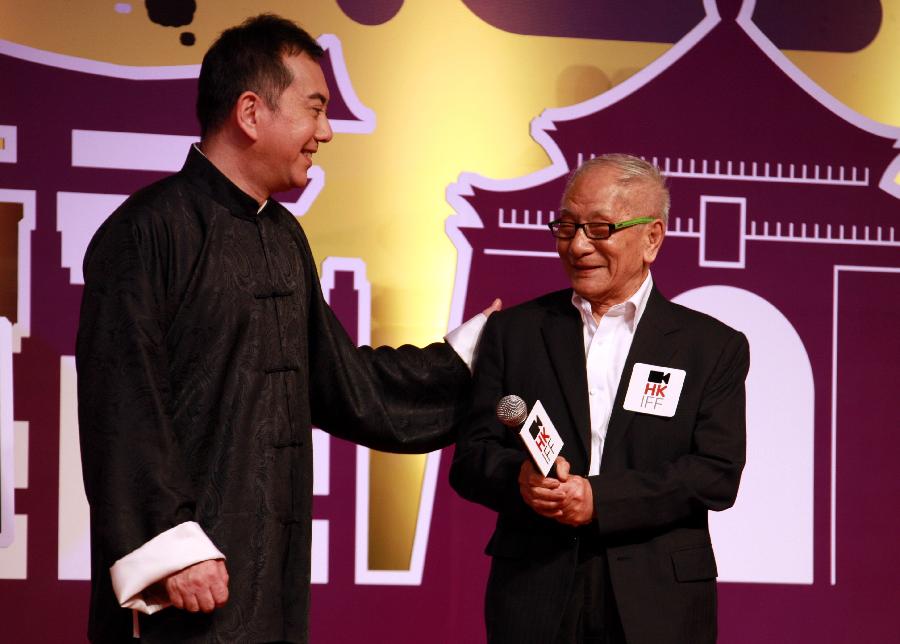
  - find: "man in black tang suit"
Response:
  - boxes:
[76,14,492,643]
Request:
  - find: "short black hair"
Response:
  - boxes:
[197,14,324,137]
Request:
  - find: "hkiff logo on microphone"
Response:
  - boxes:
[640,370,670,411]
[519,400,563,476]
[528,418,556,465]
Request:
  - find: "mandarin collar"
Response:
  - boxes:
[181,144,267,220]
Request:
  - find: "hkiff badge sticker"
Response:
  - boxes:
[519,400,564,476]
[623,363,687,417]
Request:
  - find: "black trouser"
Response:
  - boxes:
[555,541,626,644]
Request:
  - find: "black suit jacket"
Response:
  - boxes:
[450,286,749,644]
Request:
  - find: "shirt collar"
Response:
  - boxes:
[571,272,654,333]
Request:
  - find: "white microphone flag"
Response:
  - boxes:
[518,400,564,476]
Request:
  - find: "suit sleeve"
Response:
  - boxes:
[448,313,528,514]
[77,214,213,580]
[589,330,749,535]
[304,249,471,455]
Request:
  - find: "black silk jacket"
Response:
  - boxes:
[76,148,470,643]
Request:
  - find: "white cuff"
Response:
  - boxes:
[445,312,488,372]
[110,521,225,615]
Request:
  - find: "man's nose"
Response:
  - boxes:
[317,115,333,143]
[569,226,595,253]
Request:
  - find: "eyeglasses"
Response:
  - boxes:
[547,216,656,240]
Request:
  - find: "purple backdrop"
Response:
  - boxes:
[1,1,899,642]
[447,2,900,642]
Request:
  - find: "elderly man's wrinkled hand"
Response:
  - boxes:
[518,458,565,518]
[554,456,594,526]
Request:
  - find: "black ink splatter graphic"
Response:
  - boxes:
[145,0,197,46]
[145,0,195,27]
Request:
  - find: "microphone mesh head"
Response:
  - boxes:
[496,395,528,427]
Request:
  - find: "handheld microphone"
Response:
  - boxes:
[496,394,528,427]
[495,395,564,477]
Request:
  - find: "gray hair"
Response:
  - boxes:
[565,153,670,225]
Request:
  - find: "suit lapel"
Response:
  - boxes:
[603,287,681,460]
[540,295,592,464]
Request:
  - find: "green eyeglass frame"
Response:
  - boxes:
[547,216,656,240]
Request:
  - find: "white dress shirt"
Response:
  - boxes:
[574,273,653,475]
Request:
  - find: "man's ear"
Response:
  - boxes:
[234,91,263,142]
[643,217,666,265]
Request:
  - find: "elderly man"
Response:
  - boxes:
[77,14,491,644]
[450,154,749,644]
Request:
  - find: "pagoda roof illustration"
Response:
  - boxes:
[446,0,900,324]
[0,34,373,135]
[0,33,374,290]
